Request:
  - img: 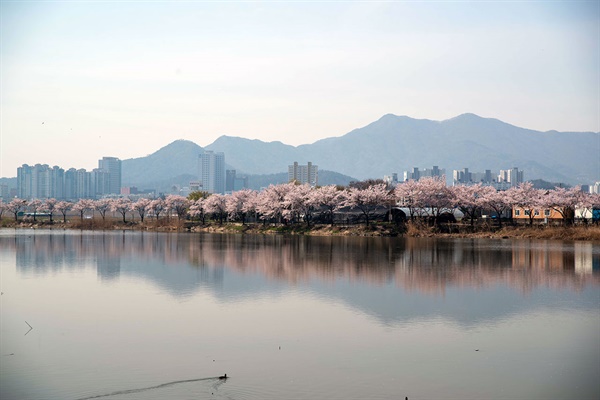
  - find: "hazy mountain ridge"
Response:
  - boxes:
[205,113,598,183]
[122,140,204,186]
[32,114,597,191]
[205,136,299,175]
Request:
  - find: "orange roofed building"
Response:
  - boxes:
[512,207,566,222]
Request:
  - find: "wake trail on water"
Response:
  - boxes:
[74,376,218,400]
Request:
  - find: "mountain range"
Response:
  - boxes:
[122,113,599,189]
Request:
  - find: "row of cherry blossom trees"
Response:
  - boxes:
[396,179,599,226]
[1,178,599,227]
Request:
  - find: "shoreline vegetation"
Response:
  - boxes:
[2,218,599,241]
[2,179,599,241]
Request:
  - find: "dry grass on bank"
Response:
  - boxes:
[1,217,599,241]
[490,225,600,241]
[189,222,401,237]
[408,223,600,241]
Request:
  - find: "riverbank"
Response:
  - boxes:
[194,222,600,241]
[2,218,600,241]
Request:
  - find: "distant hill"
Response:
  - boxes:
[205,137,297,175]
[119,114,599,188]
[205,113,599,184]
[7,114,595,193]
[122,140,203,186]
[121,139,356,191]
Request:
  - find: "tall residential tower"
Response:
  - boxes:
[98,157,122,195]
[198,151,225,194]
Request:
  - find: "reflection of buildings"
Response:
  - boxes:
[8,232,599,297]
[575,242,598,274]
[6,231,599,327]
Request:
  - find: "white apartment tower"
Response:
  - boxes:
[98,157,122,195]
[498,167,524,187]
[288,162,318,186]
[198,151,225,194]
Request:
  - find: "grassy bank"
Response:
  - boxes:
[2,216,600,241]
[406,223,600,241]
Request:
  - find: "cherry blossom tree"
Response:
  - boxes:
[149,198,166,220]
[416,177,454,224]
[44,198,57,222]
[204,193,227,224]
[132,198,151,223]
[226,189,256,224]
[0,199,5,220]
[283,184,316,226]
[394,179,426,220]
[28,199,43,222]
[343,183,392,226]
[189,197,207,224]
[111,198,132,223]
[55,201,72,223]
[348,179,387,190]
[94,198,112,221]
[451,184,487,226]
[479,186,510,227]
[541,186,582,225]
[240,190,258,224]
[73,199,95,221]
[7,198,27,221]
[256,183,295,224]
[314,185,346,226]
[165,195,189,221]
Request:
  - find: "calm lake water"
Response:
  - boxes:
[1,229,599,400]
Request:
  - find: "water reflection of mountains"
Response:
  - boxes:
[5,230,599,325]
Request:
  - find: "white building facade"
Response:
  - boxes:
[198,151,225,194]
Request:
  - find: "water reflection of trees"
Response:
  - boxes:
[5,232,598,294]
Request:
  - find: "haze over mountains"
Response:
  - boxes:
[121,113,599,189]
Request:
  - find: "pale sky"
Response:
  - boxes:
[1,1,598,176]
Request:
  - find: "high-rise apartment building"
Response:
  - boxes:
[403,166,445,182]
[288,162,318,186]
[498,167,524,187]
[453,168,494,185]
[16,156,119,200]
[226,170,248,193]
[98,157,122,195]
[198,151,225,194]
[75,169,93,199]
[17,164,33,199]
[383,173,399,187]
[0,184,9,200]
[93,168,112,197]
[17,164,65,199]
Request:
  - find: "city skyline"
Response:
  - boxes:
[1,1,598,176]
[15,156,122,200]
